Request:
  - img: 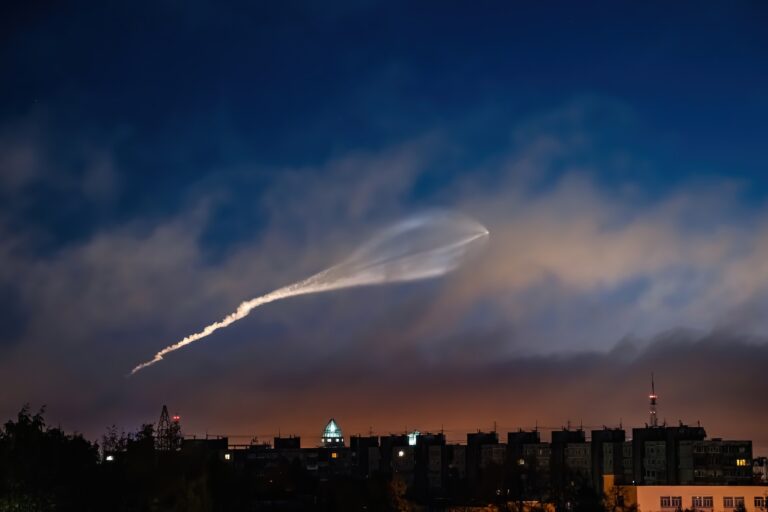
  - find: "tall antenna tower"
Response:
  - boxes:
[156,405,181,451]
[157,405,172,450]
[649,373,658,428]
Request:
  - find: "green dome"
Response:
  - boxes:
[322,418,344,447]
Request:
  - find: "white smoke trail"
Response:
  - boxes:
[130,212,488,374]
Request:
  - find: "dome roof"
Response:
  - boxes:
[322,418,343,446]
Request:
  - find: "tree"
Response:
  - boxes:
[0,405,99,511]
[604,484,637,512]
[101,424,130,461]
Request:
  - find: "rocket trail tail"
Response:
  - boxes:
[129,212,488,375]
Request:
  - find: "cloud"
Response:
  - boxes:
[1,98,767,454]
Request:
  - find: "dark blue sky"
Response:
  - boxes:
[2,2,768,449]
[3,2,767,246]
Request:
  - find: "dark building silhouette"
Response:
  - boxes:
[466,431,498,487]
[551,428,586,494]
[591,427,625,493]
[631,423,706,485]
[380,434,409,476]
[350,435,379,477]
[508,430,541,466]
[413,432,447,500]
[506,430,551,501]
[273,436,300,450]
[683,438,753,485]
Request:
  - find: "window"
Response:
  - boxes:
[737,458,748,466]
[671,497,682,508]
[693,496,713,508]
[331,452,338,459]
[724,497,734,508]
[661,496,671,508]
[755,496,766,509]
[735,498,744,507]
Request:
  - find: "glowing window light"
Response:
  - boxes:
[398,450,405,457]
[331,452,338,459]
[224,453,231,461]
[105,455,114,462]
[408,431,419,446]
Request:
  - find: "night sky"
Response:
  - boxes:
[2,2,767,453]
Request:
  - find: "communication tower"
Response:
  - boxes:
[156,404,181,451]
[649,373,658,428]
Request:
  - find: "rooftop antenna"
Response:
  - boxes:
[649,373,658,428]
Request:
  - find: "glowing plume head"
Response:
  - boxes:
[130,211,488,375]
[316,211,489,290]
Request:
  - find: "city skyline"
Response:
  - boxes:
[35,371,766,455]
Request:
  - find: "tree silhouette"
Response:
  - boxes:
[0,405,99,511]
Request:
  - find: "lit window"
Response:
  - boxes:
[398,450,405,458]
[737,458,748,466]
[224,453,231,461]
[331,452,338,459]
[517,458,525,466]
[105,455,114,462]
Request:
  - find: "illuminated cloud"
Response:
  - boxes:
[0,99,766,454]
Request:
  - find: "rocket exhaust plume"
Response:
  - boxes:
[130,211,489,374]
